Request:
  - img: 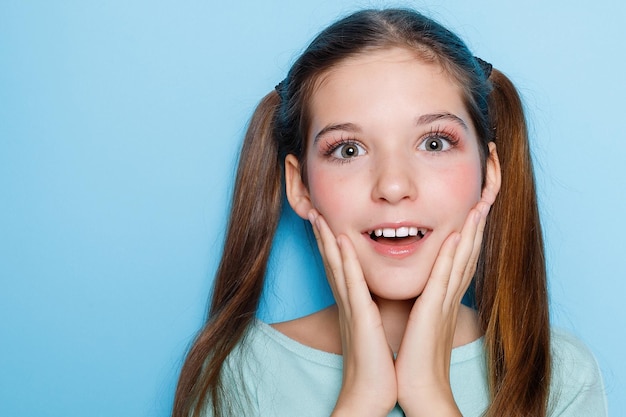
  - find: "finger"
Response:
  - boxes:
[336,235,373,311]
[445,208,482,301]
[461,202,490,284]
[449,202,491,303]
[420,206,483,309]
[308,211,348,303]
[308,209,322,246]
[420,232,461,306]
[308,210,330,277]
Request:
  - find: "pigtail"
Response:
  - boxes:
[172,91,283,417]
[477,69,551,417]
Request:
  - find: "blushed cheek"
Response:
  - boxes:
[308,170,347,214]
[439,163,483,223]
[307,169,359,236]
[453,163,483,199]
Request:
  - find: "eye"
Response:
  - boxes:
[330,141,366,159]
[424,137,447,151]
[418,133,456,152]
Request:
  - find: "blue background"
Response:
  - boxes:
[1,1,624,416]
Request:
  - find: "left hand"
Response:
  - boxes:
[308,210,398,416]
[394,201,491,417]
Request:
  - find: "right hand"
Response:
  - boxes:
[308,209,397,417]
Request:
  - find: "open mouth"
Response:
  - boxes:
[366,226,428,244]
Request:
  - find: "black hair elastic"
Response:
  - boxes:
[475,57,493,79]
[275,80,285,97]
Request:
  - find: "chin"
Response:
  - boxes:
[365,275,428,302]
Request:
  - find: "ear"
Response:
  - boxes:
[481,142,501,204]
[285,154,314,219]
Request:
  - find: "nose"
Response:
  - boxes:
[371,154,418,204]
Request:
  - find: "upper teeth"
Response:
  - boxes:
[371,227,426,238]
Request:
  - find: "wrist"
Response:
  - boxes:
[402,403,461,417]
[332,407,390,417]
[332,396,393,417]
[399,387,461,417]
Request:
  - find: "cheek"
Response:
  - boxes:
[432,163,483,223]
[449,163,482,199]
[307,168,351,214]
[306,164,363,236]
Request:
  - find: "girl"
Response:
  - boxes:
[173,8,606,417]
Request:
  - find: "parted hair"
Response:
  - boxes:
[173,8,550,417]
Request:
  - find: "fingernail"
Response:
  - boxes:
[307,210,316,224]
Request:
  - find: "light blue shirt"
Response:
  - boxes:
[213,320,607,416]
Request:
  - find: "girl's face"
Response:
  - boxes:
[286,47,499,301]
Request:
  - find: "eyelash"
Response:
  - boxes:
[322,138,365,163]
[321,126,461,163]
[418,126,460,153]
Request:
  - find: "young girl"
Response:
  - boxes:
[173,8,606,417]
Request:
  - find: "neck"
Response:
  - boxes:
[373,296,415,353]
[297,296,481,355]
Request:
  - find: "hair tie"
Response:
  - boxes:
[475,57,493,79]
[275,80,285,96]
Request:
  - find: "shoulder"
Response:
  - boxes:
[223,318,343,380]
[550,328,603,386]
[548,328,608,416]
[270,305,342,354]
[220,319,344,416]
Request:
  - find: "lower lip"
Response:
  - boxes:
[364,233,427,259]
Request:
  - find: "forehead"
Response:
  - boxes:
[315,46,460,87]
[308,48,470,133]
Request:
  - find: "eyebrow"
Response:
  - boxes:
[313,112,468,143]
[416,113,469,131]
[314,123,361,144]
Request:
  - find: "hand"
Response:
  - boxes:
[308,209,397,417]
[394,202,491,417]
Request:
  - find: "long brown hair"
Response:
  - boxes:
[173,9,550,417]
